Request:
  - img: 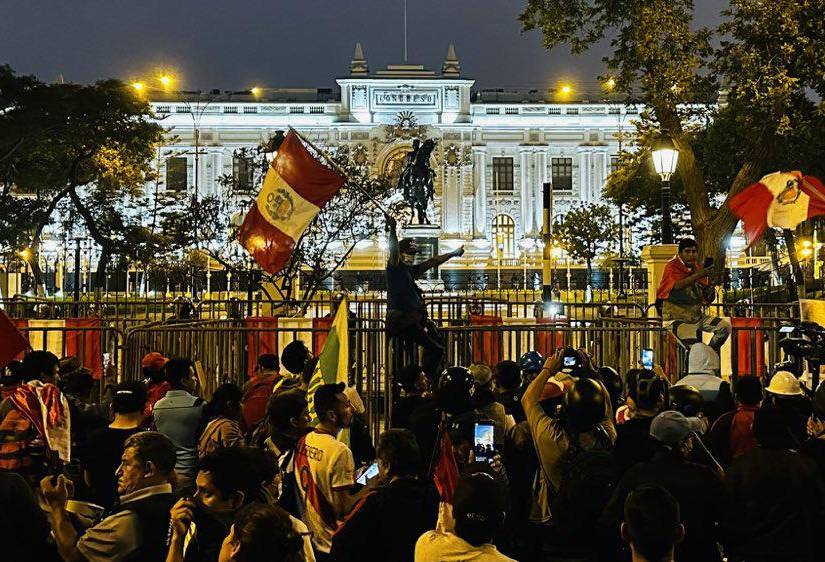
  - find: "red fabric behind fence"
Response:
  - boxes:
[664,332,679,380]
[535,317,567,358]
[65,317,103,379]
[312,317,333,355]
[470,314,502,366]
[245,317,279,377]
[731,317,765,377]
[2,314,28,365]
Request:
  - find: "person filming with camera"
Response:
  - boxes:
[657,238,731,353]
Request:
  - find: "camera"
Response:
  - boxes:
[776,321,825,390]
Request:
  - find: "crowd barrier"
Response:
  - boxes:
[11,309,793,439]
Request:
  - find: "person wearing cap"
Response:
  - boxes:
[142,351,170,415]
[765,369,811,445]
[726,404,824,562]
[80,380,148,509]
[469,363,508,442]
[415,470,515,562]
[600,410,727,562]
[384,214,464,382]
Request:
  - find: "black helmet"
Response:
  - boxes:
[518,351,544,374]
[563,378,606,433]
[437,366,475,415]
[598,366,624,408]
[669,385,704,417]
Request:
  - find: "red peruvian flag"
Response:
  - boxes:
[728,171,825,245]
[432,429,459,504]
[0,309,29,368]
[238,130,345,274]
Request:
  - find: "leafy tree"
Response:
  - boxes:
[521,0,825,265]
[0,66,165,292]
[554,203,619,286]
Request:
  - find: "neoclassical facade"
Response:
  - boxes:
[151,44,638,274]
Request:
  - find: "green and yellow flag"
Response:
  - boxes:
[307,298,349,423]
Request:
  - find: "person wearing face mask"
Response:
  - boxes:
[385,214,464,382]
[165,447,263,562]
[330,428,440,562]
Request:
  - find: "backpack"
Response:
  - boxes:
[551,434,618,544]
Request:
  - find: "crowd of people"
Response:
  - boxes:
[2,338,824,562]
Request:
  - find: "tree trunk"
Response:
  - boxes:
[95,248,112,294]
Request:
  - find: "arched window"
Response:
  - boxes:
[492,214,516,259]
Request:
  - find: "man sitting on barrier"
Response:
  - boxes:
[657,238,730,354]
[385,214,464,381]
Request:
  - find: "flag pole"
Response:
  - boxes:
[288,126,392,217]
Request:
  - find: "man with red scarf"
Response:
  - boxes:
[0,351,71,484]
[656,238,730,352]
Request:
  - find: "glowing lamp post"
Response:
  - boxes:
[651,138,679,245]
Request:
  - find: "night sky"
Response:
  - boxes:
[1,0,727,93]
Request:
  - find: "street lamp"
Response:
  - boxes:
[651,137,679,245]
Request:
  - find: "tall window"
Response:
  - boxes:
[551,157,573,191]
[233,156,254,191]
[492,157,514,192]
[492,214,516,259]
[166,157,187,192]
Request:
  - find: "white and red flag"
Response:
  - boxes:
[238,130,345,274]
[728,171,825,246]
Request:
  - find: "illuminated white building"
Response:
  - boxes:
[151,44,639,280]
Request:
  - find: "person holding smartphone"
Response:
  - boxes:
[330,429,439,562]
[656,238,731,353]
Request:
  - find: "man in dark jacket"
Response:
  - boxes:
[726,404,825,562]
[41,431,177,562]
[385,214,463,381]
[601,411,728,562]
[330,428,439,562]
[613,369,668,475]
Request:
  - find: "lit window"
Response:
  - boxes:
[492,214,516,259]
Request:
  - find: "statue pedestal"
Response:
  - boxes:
[401,224,444,289]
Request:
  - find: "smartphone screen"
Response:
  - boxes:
[356,462,379,485]
[641,348,654,369]
[779,326,795,334]
[474,422,496,464]
[563,355,577,368]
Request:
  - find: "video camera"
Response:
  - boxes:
[777,321,825,390]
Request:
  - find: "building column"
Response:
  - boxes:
[519,149,532,235]
[472,147,488,238]
[442,166,461,234]
[532,150,548,236]
[577,148,592,203]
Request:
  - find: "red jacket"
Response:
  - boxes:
[656,256,710,301]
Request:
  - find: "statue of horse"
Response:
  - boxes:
[398,138,436,224]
